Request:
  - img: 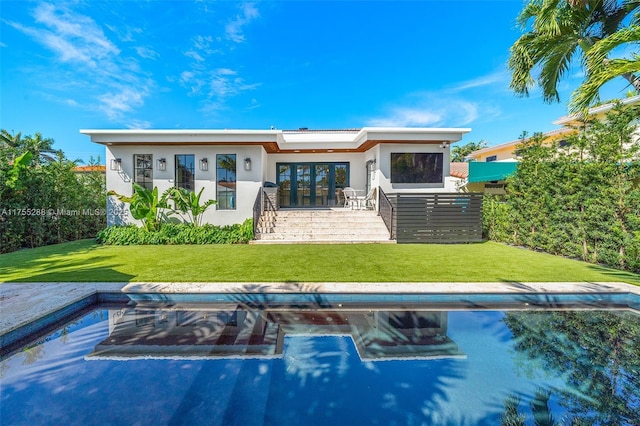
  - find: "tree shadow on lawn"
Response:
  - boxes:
[4,263,135,282]
[0,242,134,282]
[587,265,640,286]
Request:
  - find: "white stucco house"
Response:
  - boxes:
[82,127,470,229]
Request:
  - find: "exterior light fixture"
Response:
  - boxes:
[157,158,166,171]
[110,158,122,171]
[200,158,208,171]
[244,157,252,171]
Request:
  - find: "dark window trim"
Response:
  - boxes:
[216,154,237,210]
[133,154,153,191]
[390,153,443,184]
[175,154,195,192]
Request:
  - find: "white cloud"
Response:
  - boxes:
[449,70,508,93]
[125,119,153,129]
[32,3,119,63]
[368,108,442,127]
[9,3,153,124]
[136,46,159,60]
[225,2,259,43]
[367,97,499,128]
[97,86,148,120]
[367,71,507,128]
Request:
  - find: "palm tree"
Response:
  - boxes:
[23,132,57,163]
[572,24,640,110]
[0,129,57,163]
[1,129,24,157]
[509,0,640,112]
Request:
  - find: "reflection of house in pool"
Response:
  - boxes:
[88,305,466,361]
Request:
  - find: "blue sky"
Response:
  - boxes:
[1,1,633,163]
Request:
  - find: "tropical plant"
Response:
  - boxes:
[500,390,561,426]
[167,187,217,227]
[503,309,640,424]
[483,103,640,272]
[96,219,254,245]
[108,183,171,232]
[5,151,33,189]
[573,24,640,110]
[509,0,640,111]
[450,140,488,162]
[0,131,107,253]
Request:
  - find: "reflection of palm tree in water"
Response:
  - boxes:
[217,155,236,179]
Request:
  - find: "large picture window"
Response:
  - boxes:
[133,154,153,191]
[216,154,236,209]
[175,154,195,191]
[390,153,443,184]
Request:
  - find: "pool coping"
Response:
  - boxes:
[2,281,639,343]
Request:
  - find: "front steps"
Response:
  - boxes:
[252,208,394,244]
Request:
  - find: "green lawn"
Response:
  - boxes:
[1,239,638,284]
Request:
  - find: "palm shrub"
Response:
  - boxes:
[167,187,217,227]
[108,183,171,232]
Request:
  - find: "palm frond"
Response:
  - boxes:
[584,25,640,71]
[539,35,580,103]
[570,55,640,111]
[509,33,560,96]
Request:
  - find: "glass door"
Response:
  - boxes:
[296,165,312,207]
[278,164,292,207]
[277,162,349,208]
[314,164,329,206]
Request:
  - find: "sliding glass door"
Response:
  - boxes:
[277,162,349,207]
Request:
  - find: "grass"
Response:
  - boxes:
[1,239,639,284]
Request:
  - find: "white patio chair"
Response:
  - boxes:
[342,187,359,209]
[362,187,377,210]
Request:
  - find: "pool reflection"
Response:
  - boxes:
[88,304,466,361]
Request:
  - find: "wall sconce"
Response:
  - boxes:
[157,158,166,171]
[440,142,450,149]
[244,157,252,171]
[110,158,122,171]
[200,158,208,171]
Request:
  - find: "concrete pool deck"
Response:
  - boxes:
[2,281,640,343]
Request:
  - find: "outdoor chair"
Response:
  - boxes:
[362,187,377,210]
[342,187,359,209]
[335,188,344,207]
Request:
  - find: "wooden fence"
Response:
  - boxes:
[394,193,483,243]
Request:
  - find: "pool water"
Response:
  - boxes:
[1,301,639,425]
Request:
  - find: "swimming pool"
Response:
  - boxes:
[1,295,639,425]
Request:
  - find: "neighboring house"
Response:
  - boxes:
[465,128,573,163]
[72,165,106,175]
[460,95,640,193]
[82,127,470,228]
[467,95,640,163]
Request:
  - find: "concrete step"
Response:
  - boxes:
[255,208,392,243]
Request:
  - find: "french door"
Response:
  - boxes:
[277,162,349,207]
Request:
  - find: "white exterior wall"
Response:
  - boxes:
[376,143,456,194]
[105,143,457,226]
[106,145,265,227]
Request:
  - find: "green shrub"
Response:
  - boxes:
[482,104,640,273]
[96,219,254,245]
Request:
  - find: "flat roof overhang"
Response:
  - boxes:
[80,127,471,154]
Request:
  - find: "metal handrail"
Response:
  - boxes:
[252,186,278,237]
[378,188,395,240]
[252,188,263,237]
